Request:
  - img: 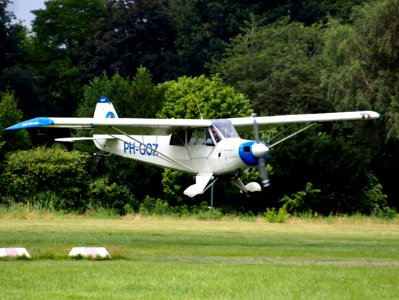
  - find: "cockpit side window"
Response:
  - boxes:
[170,129,185,146]
[170,121,238,147]
[187,128,207,146]
[170,128,214,146]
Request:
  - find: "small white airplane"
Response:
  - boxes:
[6,96,380,197]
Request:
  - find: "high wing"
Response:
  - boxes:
[229,111,381,130]
[6,117,212,135]
[6,107,380,134]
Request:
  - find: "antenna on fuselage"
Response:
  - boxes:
[195,99,204,120]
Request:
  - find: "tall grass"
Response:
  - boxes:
[0,203,397,224]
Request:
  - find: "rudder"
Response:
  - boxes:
[94,96,119,119]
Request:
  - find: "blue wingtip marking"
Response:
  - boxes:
[5,117,54,130]
[97,96,110,103]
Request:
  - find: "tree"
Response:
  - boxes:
[76,67,164,203]
[0,0,26,71]
[0,91,31,154]
[210,16,384,214]
[168,0,367,78]
[212,18,329,116]
[321,0,399,208]
[322,0,399,139]
[0,91,29,204]
[79,0,174,83]
[269,128,373,214]
[158,75,252,119]
[78,67,162,118]
[29,0,107,116]
[0,66,43,119]
[168,0,257,77]
[0,0,41,119]
[32,0,106,53]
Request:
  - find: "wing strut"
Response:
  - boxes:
[108,126,197,174]
[268,122,317,149]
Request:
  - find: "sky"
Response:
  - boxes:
[8,0,46,29]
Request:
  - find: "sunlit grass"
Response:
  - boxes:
[0,212,398,299]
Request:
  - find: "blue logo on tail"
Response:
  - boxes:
[106,112,116,118]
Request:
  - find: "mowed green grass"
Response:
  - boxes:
[1,216,399,299]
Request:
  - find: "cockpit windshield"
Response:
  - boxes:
[211,119,240,139]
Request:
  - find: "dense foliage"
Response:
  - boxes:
[0,0,397,216]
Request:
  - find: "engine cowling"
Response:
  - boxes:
[238,141,269,166]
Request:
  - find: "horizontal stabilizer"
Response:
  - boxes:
[55,136,114,143]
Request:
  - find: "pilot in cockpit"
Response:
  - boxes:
[206,126,221,146]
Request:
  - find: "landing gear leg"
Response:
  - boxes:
[210,183,214,211]
[94,151,110,166]
[232,177,262,195]
[232,177,249,194]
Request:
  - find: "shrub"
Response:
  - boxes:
[1,146,90,210]
[361,173,395,218]
[153,199,172,215]
[264,207,290,223]
[139,195,155,215]
[87,176,137,213]
[279,182,321,214]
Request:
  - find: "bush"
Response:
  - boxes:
[153,199,172,215]
[139,196,170,215]
[87,176,137,213]
[361,173,395,218]
[264,207,290,223]
[1,146,90,210]
[279,182,321,215]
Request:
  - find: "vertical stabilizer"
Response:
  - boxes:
[94,96,119,119]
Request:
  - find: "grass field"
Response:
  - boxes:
[0,214,398,299]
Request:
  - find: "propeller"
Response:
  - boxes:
[252,113,270,187]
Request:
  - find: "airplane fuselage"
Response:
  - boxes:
[94,135,250,175]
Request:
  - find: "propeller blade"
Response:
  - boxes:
[252,113,260,143]
[258,158,270,187]
[252,113,270,187]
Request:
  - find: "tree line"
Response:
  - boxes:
[0,0,397,216]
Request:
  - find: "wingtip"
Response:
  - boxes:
[359,111,381,120]
[5,117,54,130]
[373,112,382,119]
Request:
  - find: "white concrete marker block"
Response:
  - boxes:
[0,248,31,258]
[68,247,111,258]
